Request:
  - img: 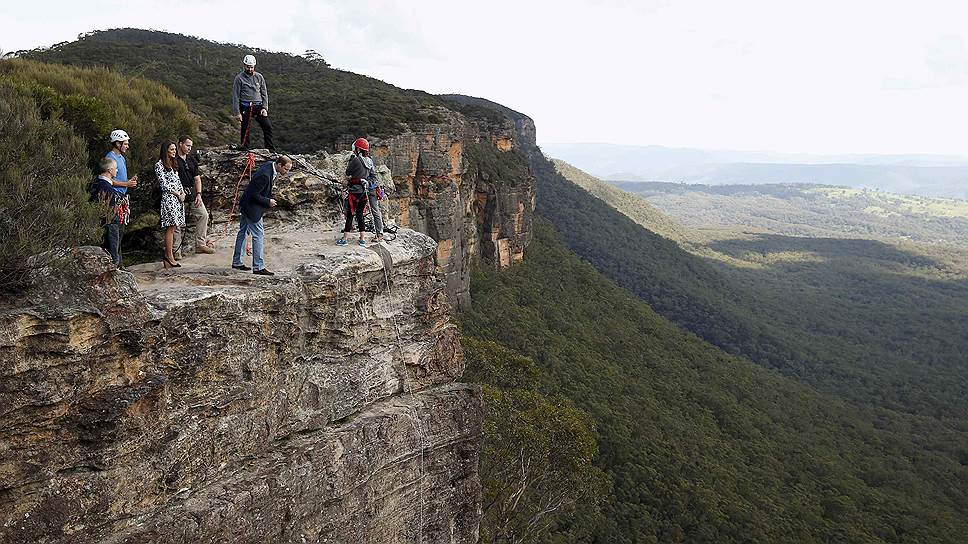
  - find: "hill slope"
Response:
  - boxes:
[24,28,451,151]
[464,221,968,543]
[615,181,968,249]
[539,156,968,424]
[550,159,690,243]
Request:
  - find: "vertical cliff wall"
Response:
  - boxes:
[177,102,536,313]
[369,106,536,311]
[0,188,482,542]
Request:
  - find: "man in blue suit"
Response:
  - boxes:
[232,155,292,275]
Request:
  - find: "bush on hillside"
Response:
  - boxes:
[0,58,198,247]
[462,337,609,544]
[24,29,447,152]
[465,143,530,186]
[0,83,99,291]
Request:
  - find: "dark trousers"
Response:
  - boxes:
[343,193,367,233]
[239,102,275,151]
[102,223,120,266]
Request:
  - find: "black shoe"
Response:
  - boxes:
[253,268,275,276]
[232,264,251,271]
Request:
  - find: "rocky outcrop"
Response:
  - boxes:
[0,96,539,541]
[0,224,482,543]
[190,109,536,312]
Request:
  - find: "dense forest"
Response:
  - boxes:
[464,221,968,543]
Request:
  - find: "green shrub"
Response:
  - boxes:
[0,83,99,291]
[0,58,197,223]
[465,143,530,186]
[462,337,609,544]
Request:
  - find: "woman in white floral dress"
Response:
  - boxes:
[156,142,185,268]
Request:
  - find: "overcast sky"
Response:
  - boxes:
[4,0,968,156]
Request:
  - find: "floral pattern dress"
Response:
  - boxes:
[156,160,185,228]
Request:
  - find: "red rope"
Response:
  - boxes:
[213,105,259,241]
[217,151,256,240]
[241,104,254,149]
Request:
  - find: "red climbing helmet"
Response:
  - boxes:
[353,138,369,152]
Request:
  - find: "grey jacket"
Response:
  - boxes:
[232,71,269,115]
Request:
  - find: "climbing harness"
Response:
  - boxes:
[334,184,397,241]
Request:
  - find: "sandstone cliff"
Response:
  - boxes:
[360,106,536,311]
[0,165,482,542]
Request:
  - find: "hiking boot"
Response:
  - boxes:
[253,268,275,276]
[336,238,348,246]
[232,264,251,271]
[195,245,215,254]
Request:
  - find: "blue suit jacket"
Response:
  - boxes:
[240,161,274,221]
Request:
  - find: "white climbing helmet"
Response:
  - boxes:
[109,129,130,143]
[243,54,257,67]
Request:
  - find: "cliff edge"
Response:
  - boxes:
[0,155,483,542]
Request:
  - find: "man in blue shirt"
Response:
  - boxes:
[105,129,138,194]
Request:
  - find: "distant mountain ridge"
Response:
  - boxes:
[544,143,968,199]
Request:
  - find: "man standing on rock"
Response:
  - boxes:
[232,54,275,152]
[232,155,292,276]
[173,136,214,256]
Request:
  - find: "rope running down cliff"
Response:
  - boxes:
[379,250,429,544]
[331,259,428,544]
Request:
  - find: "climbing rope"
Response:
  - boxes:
[377,247,428,544]
[214,150,256,242]
[212,104,257,243]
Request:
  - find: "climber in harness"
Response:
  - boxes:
[232,54,275,152]
[337,137,371,246]
[360,147,386,243]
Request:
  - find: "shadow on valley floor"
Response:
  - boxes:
[705,233,948,272]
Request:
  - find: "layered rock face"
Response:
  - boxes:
[368,107,536,310]
[0,225,482,542]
